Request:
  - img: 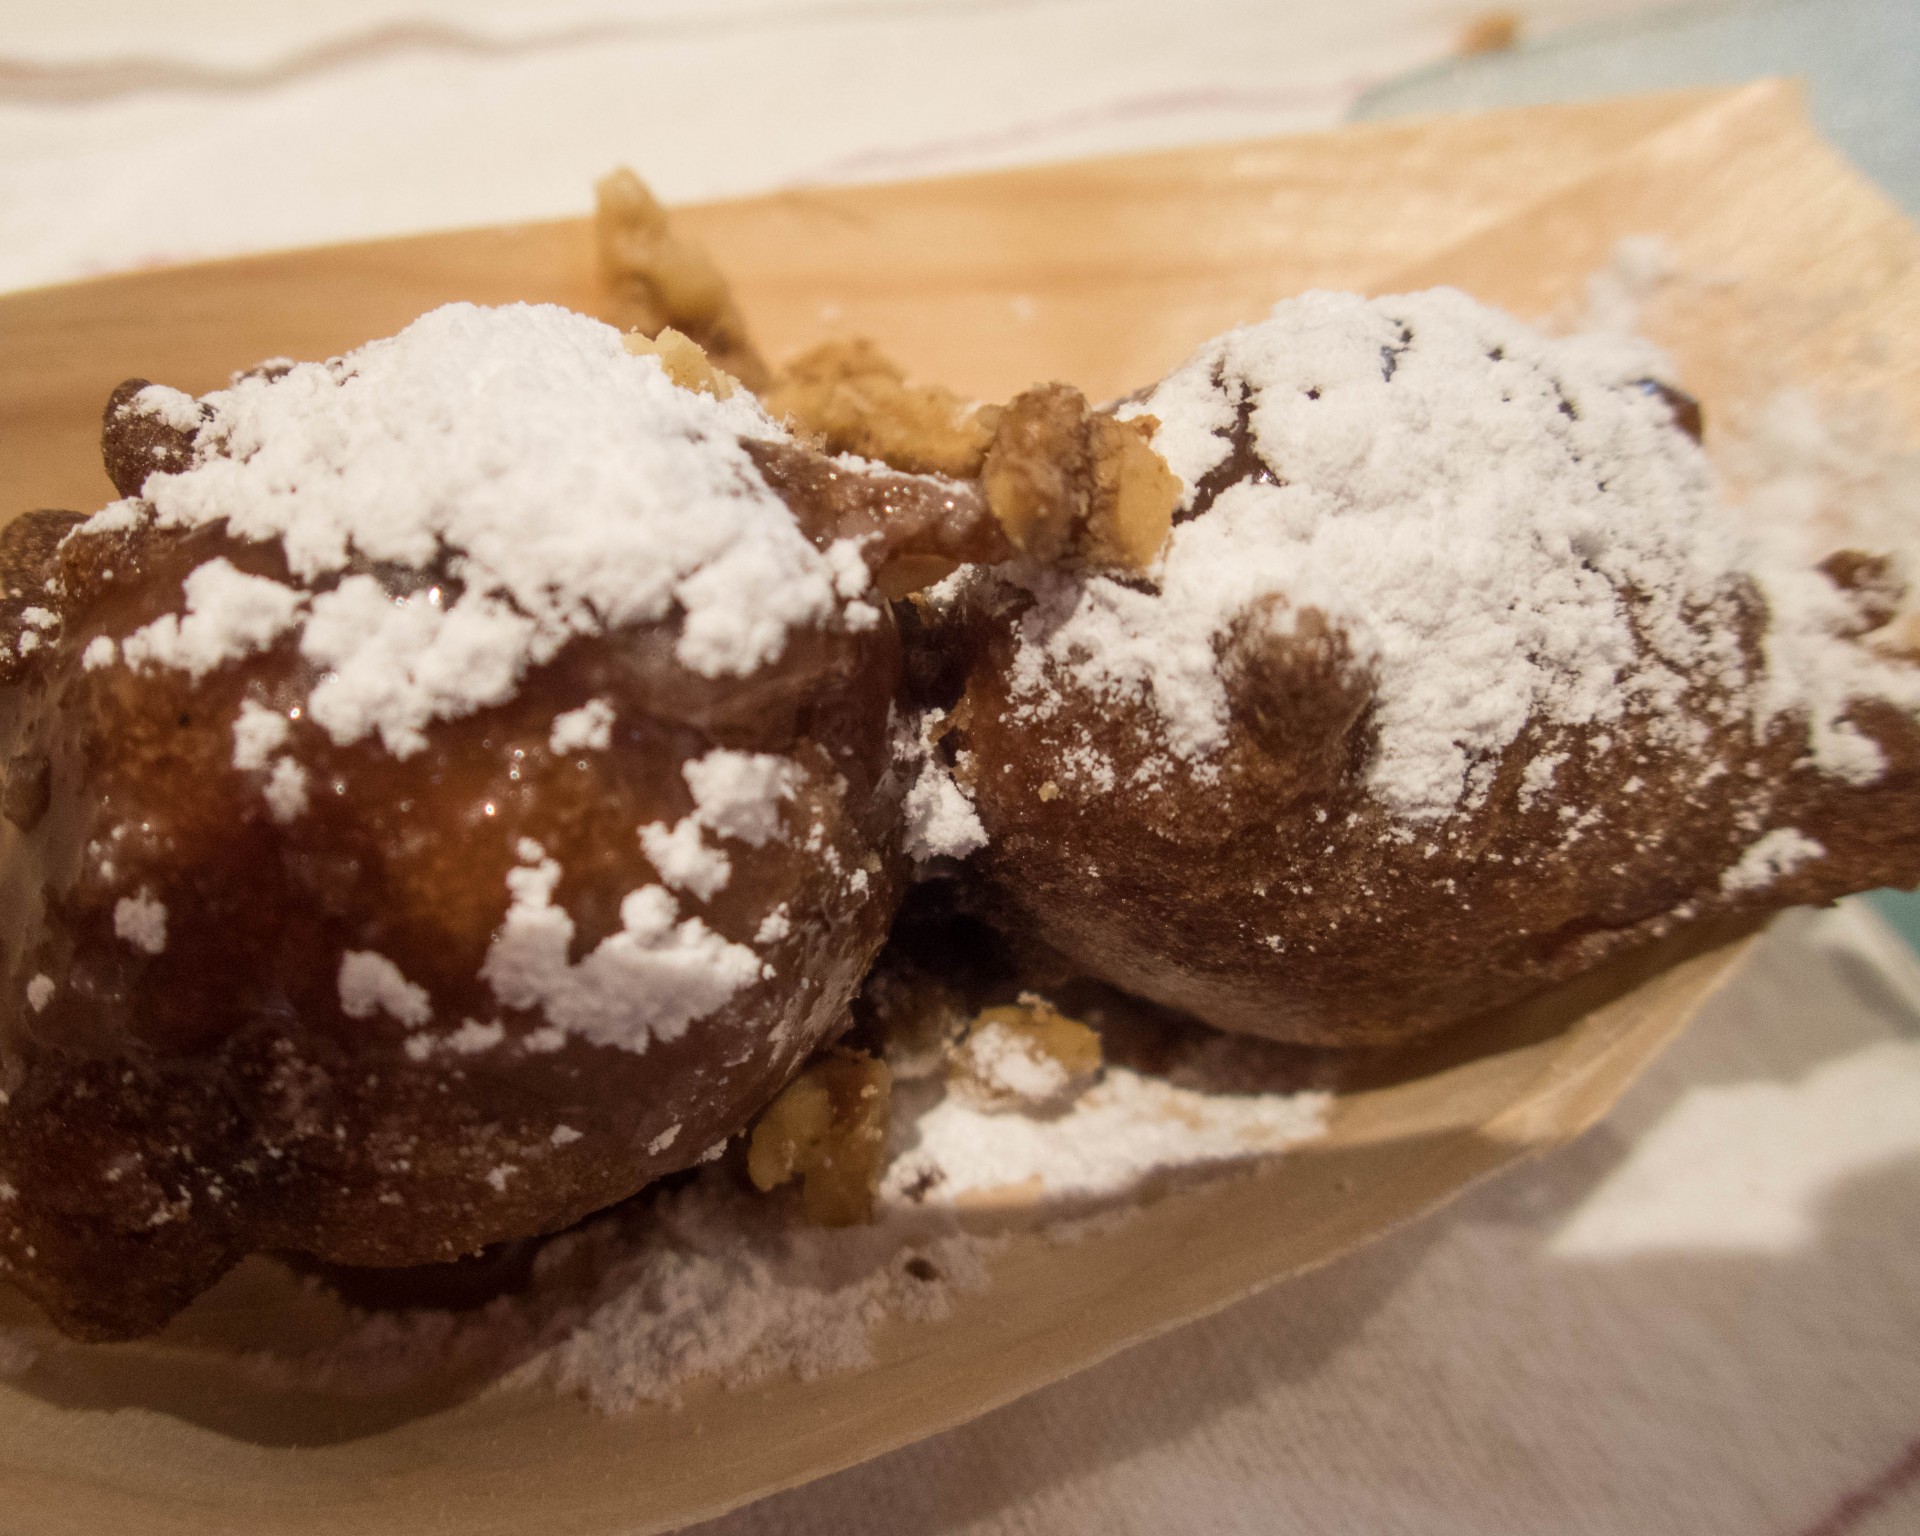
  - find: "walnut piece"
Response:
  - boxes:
[621,328,739,400]
[762,338,1001,480]
[1086,412,1182,569]
[594,168,770,391]
[980,385,1178,572]
[747,1049,892,1225]
[948,994,1102,1111]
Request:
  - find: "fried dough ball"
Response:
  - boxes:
[933,290,1920,1046]
[0,304,1012,1340]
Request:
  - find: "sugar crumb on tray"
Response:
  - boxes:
[214,984,1333,1414]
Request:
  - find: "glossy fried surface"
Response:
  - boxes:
[935,391,1920,1048]
[0,393,909,1340]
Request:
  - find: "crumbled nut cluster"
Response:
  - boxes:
[762,338,1002,480]
[948,994,1102,1111]
[594,169,1180,583]
[981,384,1179,572]
[594,168,770,390]
[746,1049,892,1225]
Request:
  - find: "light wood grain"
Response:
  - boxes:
[0,81,1914,1536]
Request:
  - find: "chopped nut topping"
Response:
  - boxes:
[754,335,1177,584]
[875,553,969,603]
[979,383,1087,563]
[948,995,1102,1111]
[594,167,769,390]
[980,385,1178,572]
[747,1049,892,1225]
[763,338,1001,480]
[621,328,739,400]
[1086,412,1181,570]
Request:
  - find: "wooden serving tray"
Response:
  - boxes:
[0,80,1914,1536]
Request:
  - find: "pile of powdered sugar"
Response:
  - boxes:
[996,287,1918,823]
[882,1067,1328,1208]
[254,1176,1002,1413]
[87,302,871,757]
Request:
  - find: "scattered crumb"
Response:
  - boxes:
[948,996,1102,1111]
[747,1051,892,1225]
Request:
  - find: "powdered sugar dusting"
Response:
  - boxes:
[262,757,310,822]
[948,1018,1072,1106]
[1722,389,1920,782]
[1721,828,1824,895]
[1049,288,1752,819]
[119,559,304,681]
[897,714,988,863]
[885,1070,1329,1205]
[337,950,432,1028]
[683,750,795,847]
[112,889,167,955]
[444,1020,507,1054]
[298,577,534,758]
[128,383,203,434]
[477,848,760,1054]
[548,698,615,755]
[109,303,859,757]
[231,699,289,770]
[638,818,732,901]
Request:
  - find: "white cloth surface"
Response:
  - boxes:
[0,0,1660,293]
[6,3,1918,1531]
